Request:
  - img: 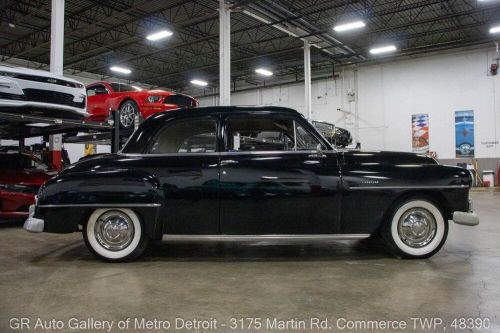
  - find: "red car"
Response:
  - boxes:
[86,81,199,129]
[0,153,55,221]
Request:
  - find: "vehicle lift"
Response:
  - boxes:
[0,110,127,170]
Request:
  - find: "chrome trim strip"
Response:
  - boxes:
[348,185,468,190]
[120,152,220,157]
[120,150,336,157]
[220,150,334,156]
[162,234,370,241]
[38,203,161,208]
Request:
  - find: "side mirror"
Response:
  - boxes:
[316,143,323,154]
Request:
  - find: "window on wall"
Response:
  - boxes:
[226,116,323,152]
[149,118,217,154]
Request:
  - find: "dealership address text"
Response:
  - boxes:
[9,316,491,331]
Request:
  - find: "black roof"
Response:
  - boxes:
[151,106,301,120]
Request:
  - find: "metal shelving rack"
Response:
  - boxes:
[0,110,127,153]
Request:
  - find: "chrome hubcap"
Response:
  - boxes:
[120,103,136,128]
[398,208,437,248]
[94,211,134,251]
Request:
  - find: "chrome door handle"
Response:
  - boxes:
[221,159,239,166]
[261,176,279,180]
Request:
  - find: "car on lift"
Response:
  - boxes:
[24,106,478,262]
[0,64,88,119]
[313,120,353,148]
[85,81,198,130]
[0,152,55,222]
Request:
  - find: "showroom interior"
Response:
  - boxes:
[1,0,500,331]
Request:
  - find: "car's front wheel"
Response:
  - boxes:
[119,100,140,130]
[83,208,149,262]
[383,198,448,259]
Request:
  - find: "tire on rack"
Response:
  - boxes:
[118,100,141,130]
[382,197,448,259]
[83,208,149,262]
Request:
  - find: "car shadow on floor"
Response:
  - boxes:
[32,238,391,263]
[0,220,25,227]
[142,238,390,262]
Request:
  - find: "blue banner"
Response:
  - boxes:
[455,110,474,157]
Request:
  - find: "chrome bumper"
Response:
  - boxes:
[23,205,44,233]
[452,211,479,226]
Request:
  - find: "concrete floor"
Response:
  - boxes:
[0,191,499,332]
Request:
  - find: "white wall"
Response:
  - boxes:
[199,47,500,159]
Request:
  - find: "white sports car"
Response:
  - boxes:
[0,64,88,119]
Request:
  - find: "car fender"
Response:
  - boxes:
[35,168,163,239]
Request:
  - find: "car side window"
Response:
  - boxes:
[149,118,217,154]
[86,86,96,97]
[87,84,107,96]
[226,116,324,152]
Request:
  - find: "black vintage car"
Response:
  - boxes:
[24,106,479,262]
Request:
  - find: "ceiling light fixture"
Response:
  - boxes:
[255,68,273,76]
[333,20,366,32]
[190,79,208,87]
[146,30,173,41]
[110,66,131,74]
[369,45,397,55]
[490,26,500,34]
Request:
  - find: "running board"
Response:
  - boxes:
[162,234,370,242]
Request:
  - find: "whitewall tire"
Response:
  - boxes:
[383,198,448,259]
[83,208,149,262]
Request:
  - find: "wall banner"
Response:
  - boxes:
[455,110,475,157]
[412,114,429,154]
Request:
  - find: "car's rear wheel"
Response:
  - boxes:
[83,208,149,262]
[119,100,140,130]
[382,198,448,259]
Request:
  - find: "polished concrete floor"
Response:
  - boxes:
[0,191,499,332]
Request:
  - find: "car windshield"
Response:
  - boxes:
[110,83,142,92]
[0,154,49,171]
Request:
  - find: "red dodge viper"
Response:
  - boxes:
[86,81,198,129]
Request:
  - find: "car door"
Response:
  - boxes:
[143,115,221,234]
[86,84,109,119]
[219,113,341,235]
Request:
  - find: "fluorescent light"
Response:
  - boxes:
[333,20,366,32]
[255,68,273,76]
[110,66,131,74]
[190,79,208,87]
[369,45,397,55]
[146,29,173,41]
[490,26,500,34]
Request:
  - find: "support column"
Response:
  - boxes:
[219,0,231,106]
[49,0,65,170]
[304,41,312,120]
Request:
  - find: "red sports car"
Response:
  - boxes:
[86,81,199,129]
[0,152,55,221]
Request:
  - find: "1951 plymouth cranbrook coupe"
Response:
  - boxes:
[24,106,479,262]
